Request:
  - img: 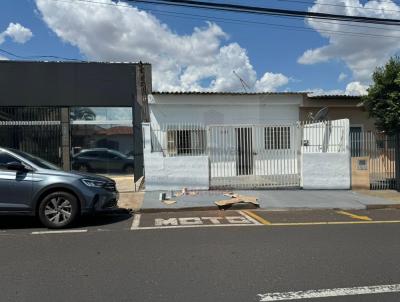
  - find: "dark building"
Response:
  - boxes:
[0,60,151,179]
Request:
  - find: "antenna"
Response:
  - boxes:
[233,70,250,92]
[313,107,329,121]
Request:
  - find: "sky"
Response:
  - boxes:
[1,0,400,94]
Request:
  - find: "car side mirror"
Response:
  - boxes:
[6,162,30,172]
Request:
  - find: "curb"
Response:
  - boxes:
[136,203,259,213]
[119,204,400,213]
[365,204,400,210]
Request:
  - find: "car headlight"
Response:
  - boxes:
[81,178,106,188]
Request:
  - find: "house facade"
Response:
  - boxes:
[143,92,350,191]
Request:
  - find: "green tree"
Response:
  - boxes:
[363,56,400,135]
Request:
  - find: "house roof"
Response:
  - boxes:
[152,91,307,95]
[308,94,362,99]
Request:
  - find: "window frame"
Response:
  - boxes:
[264,126,291,150]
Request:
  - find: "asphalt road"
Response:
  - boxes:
[1,209,400,302]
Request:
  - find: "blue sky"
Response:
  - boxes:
[0,0,399,94]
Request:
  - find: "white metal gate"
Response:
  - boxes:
[208,123,301,189]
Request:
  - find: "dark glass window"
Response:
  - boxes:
[0,152,20,168]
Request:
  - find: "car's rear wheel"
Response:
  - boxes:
[38,192,79,229]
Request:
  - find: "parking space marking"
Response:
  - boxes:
[258,283,400,301]
[31,229,88,235]
[130,211,261,230]
[130,223,260,231]
[241,210,271,225]
[130,214,141,230]
[336,210,372,221]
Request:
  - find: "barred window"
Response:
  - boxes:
[264,127,291,150]
[167,129,206,156]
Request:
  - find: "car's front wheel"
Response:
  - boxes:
[38,192,79,228]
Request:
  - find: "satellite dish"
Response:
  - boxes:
[313,107,329,121]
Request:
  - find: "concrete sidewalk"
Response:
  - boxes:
[135,189,400,212]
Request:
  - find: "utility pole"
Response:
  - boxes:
[132,62,151,182]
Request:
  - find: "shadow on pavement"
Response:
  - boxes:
[0,210,132,230]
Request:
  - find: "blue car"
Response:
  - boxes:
[0,148,119,228]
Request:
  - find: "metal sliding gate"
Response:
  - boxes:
[350,131,397,190]
[208,124,301,189]
[0,107,62,166]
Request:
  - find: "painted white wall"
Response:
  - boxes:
[143,123,209,191]
[149,93,303,127]
[302,152,350,189]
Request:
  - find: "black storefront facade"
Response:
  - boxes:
[0,61,151,179]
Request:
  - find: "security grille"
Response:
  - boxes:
[0,107,62,166]
[208,124,301,189]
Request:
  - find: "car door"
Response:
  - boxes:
[106,151,125,173]
[0,151,33,211]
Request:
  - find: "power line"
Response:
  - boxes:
[49,0,400,31]
[277,0,400,14]
[48,0,400,39]
[126,0,400,25]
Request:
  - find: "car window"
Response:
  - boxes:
[80,151,99,158]
[100,151,117,159]
[107,152,122,159]
[0,152,21,169]
[9,149,60,170]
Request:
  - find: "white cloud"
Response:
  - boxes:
[255,72,289,92]
[0,22,33,44]
[308,81,368,96]
[0,55,8,61]
[338,72,347,82]
[298,0,400,84]
[345,81,368,95]
[35,0,289,92]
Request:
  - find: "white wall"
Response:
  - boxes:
[302,153,350,189]
[149,93,303,127]
[143,123,209,191]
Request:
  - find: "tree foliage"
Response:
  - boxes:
[362,56,400,134]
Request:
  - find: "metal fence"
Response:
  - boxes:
[149,120,349,189]
[301,119,348,153]
[208,123,301,189]
[151,123,207,156]
[350,131,396,190]
[0,107,62,166]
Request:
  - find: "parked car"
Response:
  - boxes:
[0,148,119,228]
[72,148,134,174]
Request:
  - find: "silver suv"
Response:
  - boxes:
[0,148,119,228]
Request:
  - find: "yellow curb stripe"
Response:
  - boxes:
[242,210,271,225]
[268,220,400,226]
[336,210,372,221]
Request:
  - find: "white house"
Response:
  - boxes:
[143,92,350,191]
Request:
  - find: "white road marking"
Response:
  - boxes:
[130,214,141,230]
[31,229,88,235]
[258,284,400,301]
[130,223,260,231]
[237,210,262,225]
